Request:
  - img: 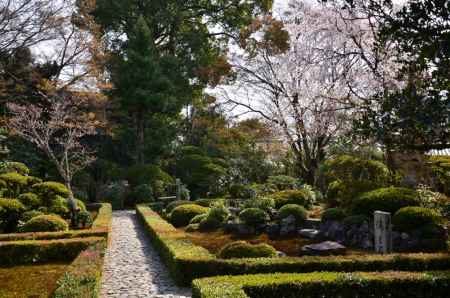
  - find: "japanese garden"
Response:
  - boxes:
[0,0,449,297]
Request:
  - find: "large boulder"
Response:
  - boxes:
[279,215,296,236]
[301,241,346,256]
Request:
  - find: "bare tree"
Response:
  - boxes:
[6,95,97,212]
[220,1,384,184]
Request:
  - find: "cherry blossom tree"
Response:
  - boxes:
[221,1,387,184]
[6,95,97,211]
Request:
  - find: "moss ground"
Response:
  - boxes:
[0,263,69,298]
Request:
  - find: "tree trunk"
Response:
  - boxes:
[65,180,78,227]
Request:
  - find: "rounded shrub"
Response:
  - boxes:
[18,192,42,209]
[77,210,93,228]
[190,213,208,225]
[393,206,444,232]
[74,199,86,211]
[199,216,223,231]
[32,181,69,197]
[170,204,209,227]
[194,198,224,207]
[22,214,68,232]
[267,175,299,191]
[217,241,277,259]
[272,190,313,209]
[279,204,307,226]
[166,200,191,213]
[321,208,346,222]
[21,210,45,222]
[0,161,30,175]
[352,187,420,216]
[243,197,275,212]
[239,208,270,226]
[0,198,26,232]
[49,196,70,218]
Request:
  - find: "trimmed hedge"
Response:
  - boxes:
[321,208,346,222]
[239,208,269,226]
[192,271,450,298]
[53,241,107,298]
[170,204,209,227]
[393,207,444,232]
[0,236,103,266]
[0,203,112,242]
[137,204,450,286]
[278,204,307,226]
[271,190,313,209]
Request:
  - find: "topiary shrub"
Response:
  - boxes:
[21,210,44,222]
[239,208,270,227]
[170,204,209,227]
[166,200,191,213]
[279,204,307,226]
[194,198,225,207]
[18,192,42,210]
[77,210,93,228]
[324,155,391,207]
[190,213,208,225]
[197,202,230,231]
[0,172,30,197]
[49,196,70,218]
[21,214,68,232]
[32,182,69,205]
[129,183,154,205]
[393,207,444,232]
[244,197,275,212]
[229,184,256,199]
[217,241,277,259]
[0,161,30,175]
[321,208,346,222]
[271,189,313,209]
[0,198,26,232]
[352,187,420,216]
[74,199,86,212]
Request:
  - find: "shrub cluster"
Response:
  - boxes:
[22,214,69,232]
[239,208,269,227]
[352,187,420,216]
[321,208,346,222]
[217,241,276,259]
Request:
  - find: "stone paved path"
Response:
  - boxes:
[101,210,192,298]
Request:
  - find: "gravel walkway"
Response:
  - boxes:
[101,210,192,298]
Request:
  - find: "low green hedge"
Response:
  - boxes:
[192,271,450,298]
[53,241,107,298]
[0,203,112,242]
[137,204,450,286]
[0,236,103,266]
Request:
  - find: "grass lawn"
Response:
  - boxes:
[0,263,69,298]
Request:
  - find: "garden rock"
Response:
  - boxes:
[301,241,346,256]
[224,221,240,233]
[236,223,255,236]
[266,223,280,239]
[320,220,345,243]
[298,229,320,239]
[280,215,296,236]
[303,218,321,230]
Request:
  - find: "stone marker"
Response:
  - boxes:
[301,241,346,256]
[374,211,392,254]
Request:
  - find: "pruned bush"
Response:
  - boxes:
[194,198,225,208]
[239,208,269,227]
[129,183,154,205]
[393,207,444,232]
[18,192,42,209]
[170,204,209,227]
[229,184,256,199]
[166,200,191,213]
[243,197,275,212]
[267,175,299,191]
[77,210,93,228]
[22,214,69,232]
[75,199,86,211]
[352,187,420,216]
[324,155,391,207]
[321,208,346,222]
[272,189,313,209]
[0,172,30,196]
[0,198,26,232]
[32,182,69,205]
[21,210,45,222]
[218,241,276,259]
[190,213,208,225]
[49,196,70,218]
[0,161,30,175]
[279,204,307,226]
